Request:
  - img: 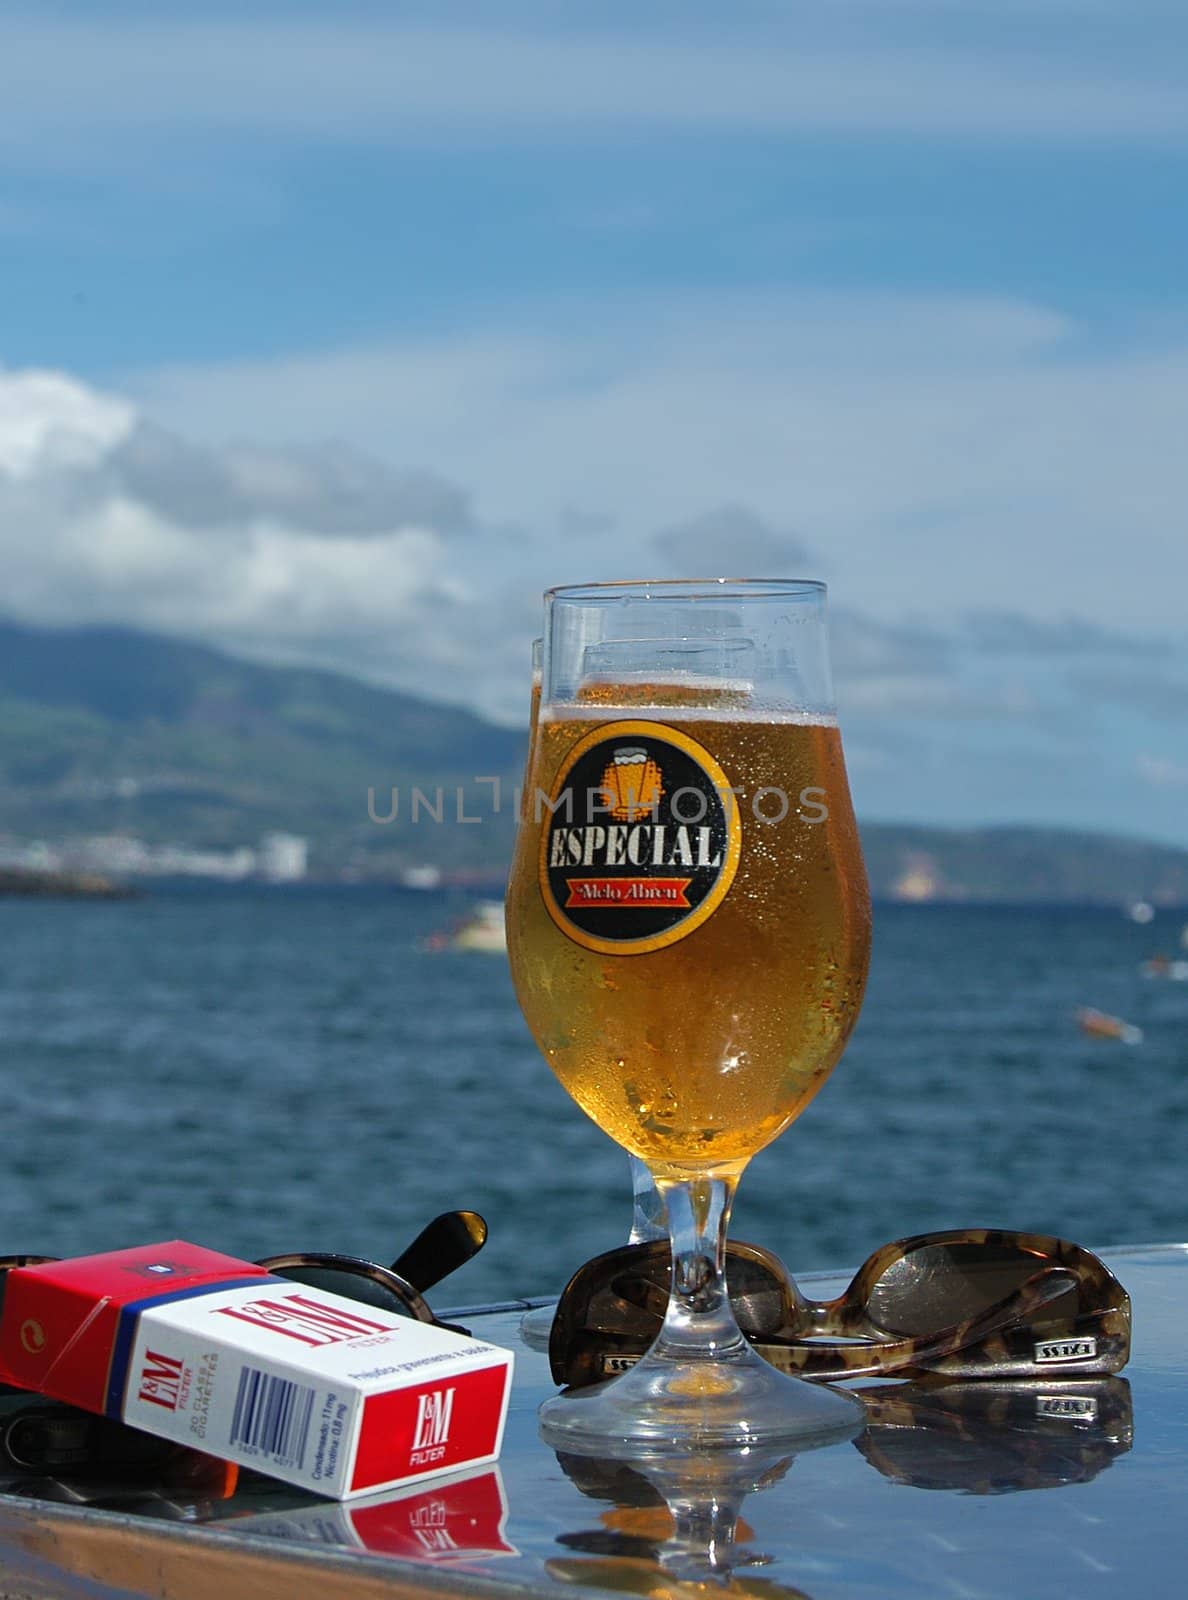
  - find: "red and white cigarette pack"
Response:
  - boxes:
[0,1241,513,1500]
[241,1463,518,1563]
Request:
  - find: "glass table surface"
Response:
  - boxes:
[0,1244,1183,1600]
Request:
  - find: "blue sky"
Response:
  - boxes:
[1,1,1185,844]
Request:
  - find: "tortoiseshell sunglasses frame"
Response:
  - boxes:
[549,1228,1131,1390]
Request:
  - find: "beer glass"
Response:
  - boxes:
[532,637,667,1240]
[507,580,872,1448]
[520,639,667,1349]
[523,636,543,819]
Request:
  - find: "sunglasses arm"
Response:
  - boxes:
[389,1210,488,1294]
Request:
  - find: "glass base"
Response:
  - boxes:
[519,1301,557,1351]
[540,1428,822,1587]
[538,1337,864,1453]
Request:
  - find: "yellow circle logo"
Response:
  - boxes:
[538,720,742,956]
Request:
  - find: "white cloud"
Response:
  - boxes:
[0,368,133,477]
[1,16,1186,164]
[1,347,1185,839]
[0,367,473,701]
[125,291,1188,636]
[1139,755,1188,789]
[107,423,474,536]
[4,280,1187,741]
[652,505,813,576]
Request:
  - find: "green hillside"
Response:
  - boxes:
[860,823,1188,907]
[2,618,1187,900]
[0,620,524,873]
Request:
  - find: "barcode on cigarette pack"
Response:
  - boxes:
[230,1367,317,1468]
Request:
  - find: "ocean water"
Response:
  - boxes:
[1,888,1185,1309]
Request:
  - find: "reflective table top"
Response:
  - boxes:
[0,1243,1184,1600]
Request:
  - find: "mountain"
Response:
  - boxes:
[0,619,524,874]
[860,824,1188,908]
[1,617,1187,900]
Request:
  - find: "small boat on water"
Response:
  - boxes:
[1141,956,1188,981]
[1077,1006,1143,1045]
[425,900,507,953]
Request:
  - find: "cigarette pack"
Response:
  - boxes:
[0,1241,513,1500]
[241,1463,518,1563]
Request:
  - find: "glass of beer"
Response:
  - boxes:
[520,638,668,1350]
[506,580,872,1449]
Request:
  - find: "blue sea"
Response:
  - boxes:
[2,889,1185,1308]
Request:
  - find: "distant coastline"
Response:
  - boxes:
[856,822,1188,908]
[0,866,135,900]
[3,869,1186,916]
[2,618,1187,907]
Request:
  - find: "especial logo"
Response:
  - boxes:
[538,720,742,956]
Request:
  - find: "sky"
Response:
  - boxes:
[0,0,1185,843]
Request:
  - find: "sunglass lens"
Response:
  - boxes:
[582,1247,790,1338]
[867,1242,1079,1336]
[724,1253,791,1338]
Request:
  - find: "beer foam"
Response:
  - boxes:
[543,703,838,727]
[579,673,755,691]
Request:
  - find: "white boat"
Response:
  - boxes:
[1141,957,1188,981]
[400,865,444,891]
[426,901,507,952]
[1077,1006,1143,1045]
[454,901,506,951]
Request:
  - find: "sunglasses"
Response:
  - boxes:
[0,1210,486,1476]
[854,1374,1133,1494]
[251,1252,472,1335]
[551,1375,1131,1538]
[0,1207,485,1325]
[549,1229,1131,1390]
[257,1207,487,1334]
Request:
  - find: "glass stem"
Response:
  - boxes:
[651,1170,748,1364]
[663,1492,739,1582]
[627,1154,668,1244]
